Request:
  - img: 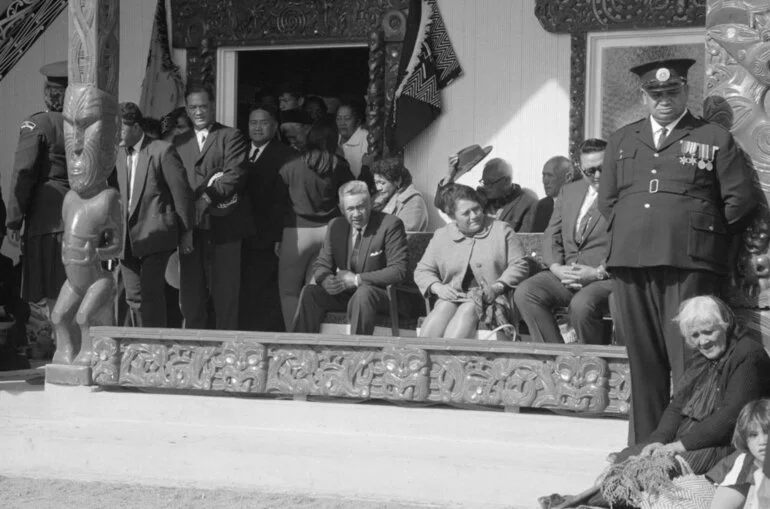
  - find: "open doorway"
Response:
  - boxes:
[235,45,370,132]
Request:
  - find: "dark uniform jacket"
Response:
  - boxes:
[7,111,69,236]
[174,122,256,245]
[116,137,195,259]
[244,139,296,250]
[543,179,609,268]
[598,112,757,275]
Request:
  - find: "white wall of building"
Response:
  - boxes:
[0,0,570,257]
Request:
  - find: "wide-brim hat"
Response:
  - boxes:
[165,251,180,289]
[453,144,493,181]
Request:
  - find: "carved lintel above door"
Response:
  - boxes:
[170,0,409,157]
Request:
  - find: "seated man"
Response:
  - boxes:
[292,180,409,335]
[477,158,537,232]
[513,139,612,345]
[532,156,572,232]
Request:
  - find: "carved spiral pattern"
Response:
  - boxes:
[277,8,306,33]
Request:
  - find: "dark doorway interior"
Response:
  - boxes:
[236,46,369,132]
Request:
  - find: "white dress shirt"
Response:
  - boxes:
[339,127,369,178]
[127,134,144,205]
[575,185,598,235]
[249,140,269,163]
[195,128,209,151]
[650,109,687,146]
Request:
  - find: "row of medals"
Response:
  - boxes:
[679,140,716,171]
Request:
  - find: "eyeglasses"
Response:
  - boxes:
[479,175,507,186]
[581,165,602,176]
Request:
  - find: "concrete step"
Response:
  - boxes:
[0,381,627,508]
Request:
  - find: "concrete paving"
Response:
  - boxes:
[0,373,627,508]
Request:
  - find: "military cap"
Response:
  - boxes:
[279,108,313,125]
[40,60,68,87]
[630,58,695,92]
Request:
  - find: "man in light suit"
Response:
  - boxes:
[514,139,612,345]
[239,103,297,331]
[174,83,255,330]
[116,102,194,327]
[293,180,409,335]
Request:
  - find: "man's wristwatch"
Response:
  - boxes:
[596,266,609,280]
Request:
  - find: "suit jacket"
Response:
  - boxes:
[244,139,297,249]
[174,122,255,244]
[543,179,609,268]
[116,137,194,259]
[314,211,409,288]
[7,111,68,236]
[598,112,757,275]
[532,196,554,233]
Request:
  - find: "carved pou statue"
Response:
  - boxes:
[705,0,770,307]
[51,83,123,366]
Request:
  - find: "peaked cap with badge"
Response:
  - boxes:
[596,57,758,446]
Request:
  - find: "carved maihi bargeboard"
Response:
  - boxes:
[90,327,631,415]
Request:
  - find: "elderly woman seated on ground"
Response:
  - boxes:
[414,185,529,339]
[548,295,770,508]
[371,157,429,232]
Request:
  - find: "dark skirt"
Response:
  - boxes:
[22,233,65,302]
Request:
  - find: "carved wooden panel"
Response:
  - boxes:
[90,327,631,415]
[535,0,706,159]
[68,0,119,94]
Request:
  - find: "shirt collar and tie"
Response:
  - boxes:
[126,134,144,205]
[650,109,687,149]
[249,141,269,163]
[575,185,598,244]
[195,128,209,151]
[349,225,366,273]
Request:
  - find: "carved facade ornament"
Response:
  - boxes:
[705,0,770,308]
[91,329,631,415]
[0,0,68,82]
[535,0,706,157]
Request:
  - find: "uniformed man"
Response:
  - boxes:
[6,61,70,341]
[598,58,757,445]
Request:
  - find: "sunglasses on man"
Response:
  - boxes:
[581,165,602,176]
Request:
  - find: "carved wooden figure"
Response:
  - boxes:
[50,0,121,368]
[705,0,770,308]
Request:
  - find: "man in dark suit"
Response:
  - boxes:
[293,180,409,335]
[116,102,194,327]
[239,103,297,331]
[514,139,612,345]
[532,156,572,232]
[598,59,757,444]
[174,84,255,330]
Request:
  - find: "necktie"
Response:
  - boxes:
[350,228,362,273]
[126,146,134,205]
[656,126,668,149]
[249,146,260,163]
[576,199,596,244]
[198,133,206,150]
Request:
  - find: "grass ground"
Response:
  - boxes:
[0,477,440,509]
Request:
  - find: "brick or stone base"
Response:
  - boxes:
[45,364,93,386]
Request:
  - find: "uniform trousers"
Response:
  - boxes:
[120,241,173,327]
[179,230,241,330]
[513,271,612,344]
[611,267,720,445]
[293,284,389,335]
[239,237,284,332]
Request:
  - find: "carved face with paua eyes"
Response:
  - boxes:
[63,83,119,194]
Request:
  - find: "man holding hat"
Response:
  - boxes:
[6,61,70,340]
[598,58,757,444]
[433,144,492,214]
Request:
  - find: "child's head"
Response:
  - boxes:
[733,399,770,463]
